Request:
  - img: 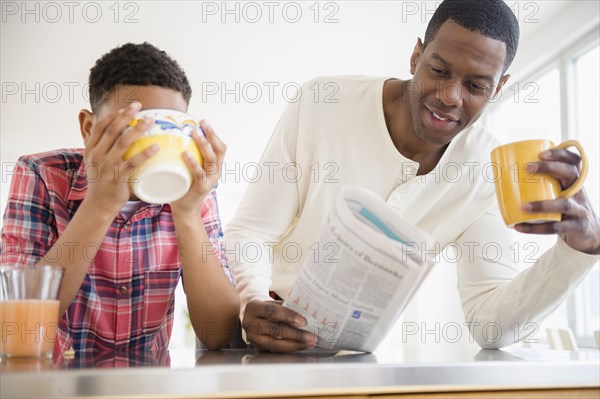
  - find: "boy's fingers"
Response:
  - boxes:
[111,117,154,159]
[200,120,227,163]
[192,129,217,165]
[87,109,118,150]
[123,144,160,172]
[191,128,220,180]
[182,151,207,185]
[96,102,142,155]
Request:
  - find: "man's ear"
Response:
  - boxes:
[78,109,94,146]
[491,74,511,101]
[410,38,424,75]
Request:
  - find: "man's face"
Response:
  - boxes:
[408,21,510,146]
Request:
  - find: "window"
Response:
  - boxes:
[489,68,562,145]
[572,45,600,345]
[487,34,600,348]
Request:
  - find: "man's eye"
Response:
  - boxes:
[430,66,445,75]
[469,82,487,92]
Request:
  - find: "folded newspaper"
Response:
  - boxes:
[283,186,434,353]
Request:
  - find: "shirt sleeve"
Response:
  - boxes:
[224,98,303,315]
[1,157,57,266]
[201,188,234,285]
[456,206,599,349]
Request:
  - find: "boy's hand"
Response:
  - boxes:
[83,102,157,216]
[170,120,226,216]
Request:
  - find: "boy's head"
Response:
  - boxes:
[88,42,192,114]
[79,42,191,143]
[423,0,520,73]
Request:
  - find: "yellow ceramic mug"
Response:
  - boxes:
[490,139,588,227]
[123,109,202,204]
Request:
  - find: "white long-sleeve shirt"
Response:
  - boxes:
[224,76,598,348]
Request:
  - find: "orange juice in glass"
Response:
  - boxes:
[0,265,64,358]
[1,300,60,357]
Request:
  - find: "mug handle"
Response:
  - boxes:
[553,140,588,198]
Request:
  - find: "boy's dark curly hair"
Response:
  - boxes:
[88,42,192,112]
[424,0,520,73]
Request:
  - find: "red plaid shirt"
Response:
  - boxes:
[0,149,233,353]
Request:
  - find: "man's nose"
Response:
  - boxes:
[436,81,463,108]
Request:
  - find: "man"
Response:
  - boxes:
[225,0,599,352]
[0,43,240,353]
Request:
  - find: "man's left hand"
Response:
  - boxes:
[515,148,600,255]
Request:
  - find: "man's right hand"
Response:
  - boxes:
[83,101,157,215]
[243,300,318,352]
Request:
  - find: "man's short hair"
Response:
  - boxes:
[424,0,520,72]
[88,42,192,112]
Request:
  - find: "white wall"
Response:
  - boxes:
[2,1,594,350]
[3,0,590,221]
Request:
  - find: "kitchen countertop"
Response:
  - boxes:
[1,345,599,398]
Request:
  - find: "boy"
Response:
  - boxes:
[0,42,240,353]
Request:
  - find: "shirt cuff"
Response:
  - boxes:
[555,237,600,268]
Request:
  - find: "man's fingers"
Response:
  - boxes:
[515,219,581,235]
[540,148,582,168]
[243,300,319,353]
[250,333,305,352]
[249,332,317,353]
[523,198,585,218]
[248,301,307,328]
[245,318,316,343]
[528,160,580,188]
